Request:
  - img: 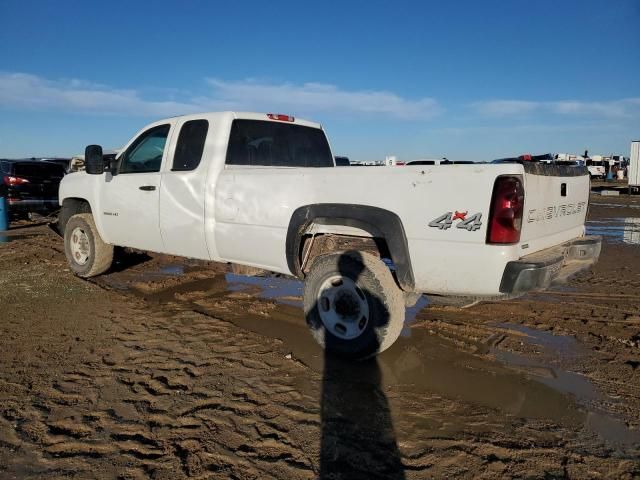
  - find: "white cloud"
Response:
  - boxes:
[0,72,441,120]
[0,72,200,116]
[3,71,635,124]
[470,97,640,118]
[548,99,639,117]
[202,79,442,119]
[468,100,539,116]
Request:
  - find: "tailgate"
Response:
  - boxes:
[520,163,589,252]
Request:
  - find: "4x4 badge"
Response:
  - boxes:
[429,211,482,231]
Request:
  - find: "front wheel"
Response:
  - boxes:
[303,251,405,359]
[64,213,113,278]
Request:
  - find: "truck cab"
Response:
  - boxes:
[60,112,333,261]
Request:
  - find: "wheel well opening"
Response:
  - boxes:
[286,205,415,292]
[300,233,392,275]
[58,198,92,233]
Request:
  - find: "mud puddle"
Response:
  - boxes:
[192,285,638,449]
[492,323,640,448]
[590,201,640,209]
[586,217,640,245]
[187,285,589,434]
[159,264,186,275]
[95,263,640,451]
[225,273,303,306]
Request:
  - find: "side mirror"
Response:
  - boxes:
[85,145,104,175]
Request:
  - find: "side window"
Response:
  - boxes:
[172,120,209,171]
[225,120,333,168]
[119,124,170,174]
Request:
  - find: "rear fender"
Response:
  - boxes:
[286,204,415,291]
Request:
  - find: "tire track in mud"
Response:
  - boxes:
[0,234,319,478]
[1,222,639,478]
[2,300,322,479]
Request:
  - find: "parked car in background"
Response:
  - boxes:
[40,158,73,173]
[0,159,65,219]
[530,153,554,162]
[493,154,583,171]
[555,153,583,163]
[492,153,554,164]
[555,160,580,167]
[406,159,474,165]
[586,159,606,179]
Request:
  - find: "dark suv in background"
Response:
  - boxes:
[0,159,65,219]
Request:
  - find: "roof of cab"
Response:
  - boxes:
[157,111,323,130]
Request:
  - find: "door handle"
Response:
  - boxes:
[139,185,156,191]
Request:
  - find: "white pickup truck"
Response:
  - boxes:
[59,112,601,358]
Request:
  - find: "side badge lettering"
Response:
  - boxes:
[429,211,482,231]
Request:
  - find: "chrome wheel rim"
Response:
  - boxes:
[317,275,369,340]
[70,227,90,265]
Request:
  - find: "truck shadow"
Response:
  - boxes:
[109,247,153,273]
[316,251,405,479]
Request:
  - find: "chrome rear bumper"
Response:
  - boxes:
[500,235,602,294]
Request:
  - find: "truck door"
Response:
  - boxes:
[159,118,211,260]
[100,124,170,252]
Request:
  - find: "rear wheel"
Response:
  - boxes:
[303,251,404,359]
[64,213,113,278]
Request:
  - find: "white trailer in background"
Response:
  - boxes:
[630,141,640,194]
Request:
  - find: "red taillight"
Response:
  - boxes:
[3,176,30,186]
[487,176,524,244]
[267,113,295,122]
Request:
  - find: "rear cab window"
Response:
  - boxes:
[225,120,333,168]
[172,119,209,171]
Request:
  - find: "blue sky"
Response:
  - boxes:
[0,0,638,161]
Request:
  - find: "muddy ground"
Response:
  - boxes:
[0,193,639,479]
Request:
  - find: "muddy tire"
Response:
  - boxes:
[303,251,404,360]
[64,213,113,278]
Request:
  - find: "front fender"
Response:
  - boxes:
[59,172,110,242]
